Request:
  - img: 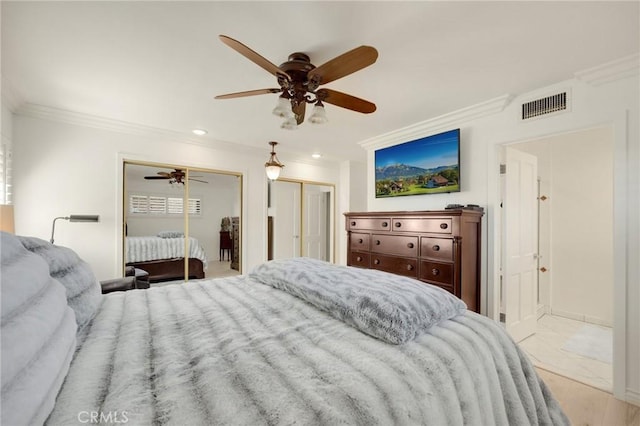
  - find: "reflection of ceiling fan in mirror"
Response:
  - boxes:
[215,35,378,129]
[144,169,208,185]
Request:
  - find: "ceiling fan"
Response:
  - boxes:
[215,35,378,128]
[144,169,208,185]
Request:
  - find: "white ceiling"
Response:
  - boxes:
[2,1,638,163]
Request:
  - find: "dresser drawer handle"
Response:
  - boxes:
[407,242,414,249]
[431,268,440,276]
[440,223,448,230]
[356,256,362,262]
[406,264,414,271]
[374,259,380,265]
[375,240,381,245]
[358,238,364,244]
[395,222,402,228]
[351,221,356,226]
[432,245,440,251]
[381,221,388,228]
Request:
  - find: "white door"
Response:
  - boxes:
[303,185,328,260]
[503,147,539,342]
[272,181,301,259]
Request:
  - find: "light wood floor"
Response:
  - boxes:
[536,367,639,425]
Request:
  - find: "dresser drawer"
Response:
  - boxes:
[419,260,454,286]
[420,237,454,261]
[390,218,453,234]
[371,254,417,278]
[371,234,418,257]
[349,252,370,268]
[350,233,370,251]
[347,217,392,231]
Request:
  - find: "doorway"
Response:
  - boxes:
[500,127,615,391]
[267,179,334,262]
[123,161,242,283]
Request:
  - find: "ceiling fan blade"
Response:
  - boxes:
[292,102,306,125]
[219,35,290,81]
[308,46,378,85]
[317,88,376,114]
[215,88,282,99]
[157,171,172,177]
[144,176,171,180]
[189,178,209,184]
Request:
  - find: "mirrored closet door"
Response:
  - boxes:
[124,162,242,285]
[267,179,334,262]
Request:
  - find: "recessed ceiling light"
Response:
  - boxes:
[311,153,322,159]
[192,129,208,136]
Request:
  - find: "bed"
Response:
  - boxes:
[125,235,208,282]
[1,232,569,426]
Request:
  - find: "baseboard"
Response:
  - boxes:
[550,308,613,328]
[626,389,640,407]
[537,304,545,319]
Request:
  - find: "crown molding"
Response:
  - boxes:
[16,102,272,155]
[358,94,513,151]
[575,53,640,87]
[14,103,339,168]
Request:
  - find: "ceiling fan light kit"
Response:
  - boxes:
[265,141,284,180]
[216,35,377,130]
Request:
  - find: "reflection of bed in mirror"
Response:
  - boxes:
[125,236,207,282]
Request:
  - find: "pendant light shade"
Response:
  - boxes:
[265,141,284,180]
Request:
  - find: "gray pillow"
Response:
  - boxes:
[1,232,77,426]
[249,257,467,344]
[18,236,102,330]
[157,231,184,238]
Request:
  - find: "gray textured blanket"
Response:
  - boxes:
[125,236,208,266]
[48,275,568,426]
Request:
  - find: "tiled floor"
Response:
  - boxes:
[520,314,613,391]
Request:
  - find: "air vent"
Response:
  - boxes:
[521,92,567,120]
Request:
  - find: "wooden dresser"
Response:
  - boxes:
[344,210,483,313]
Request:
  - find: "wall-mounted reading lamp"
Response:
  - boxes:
[50,215,100,244]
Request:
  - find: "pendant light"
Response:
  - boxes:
[265,141,284,180]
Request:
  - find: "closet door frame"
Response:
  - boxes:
[268,177,335,263]
[123,159,243,281]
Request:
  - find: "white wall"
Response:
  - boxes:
[514,127,614,326]
[361,73,639,403]
[11,113,343,281]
